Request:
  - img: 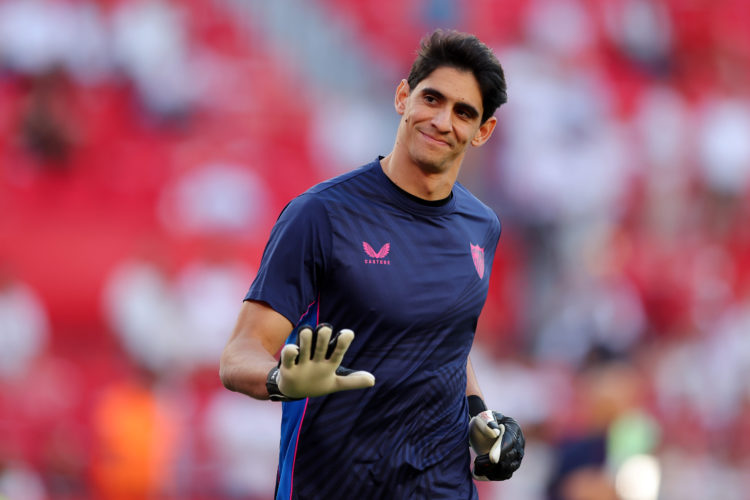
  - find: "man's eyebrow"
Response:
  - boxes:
[420,87,480,119]
[455,102,480,119]
[419,87,446,101]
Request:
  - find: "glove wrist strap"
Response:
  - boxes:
[266,366,302,402]
[468,395,488,417]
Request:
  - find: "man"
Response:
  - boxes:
[220,29,525,499]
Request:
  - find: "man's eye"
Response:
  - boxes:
[424,95,437,103]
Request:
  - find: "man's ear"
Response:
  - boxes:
[394,79,409,115]
[471,116,497,147]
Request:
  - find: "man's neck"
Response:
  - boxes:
[379,151,461,201]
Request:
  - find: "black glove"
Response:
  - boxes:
[468,395,525,481]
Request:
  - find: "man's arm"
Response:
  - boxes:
[220,300,376,401]
[220,300,292,400]
[466,355,484,399]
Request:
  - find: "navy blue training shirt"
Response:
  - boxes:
[246,158,501,499]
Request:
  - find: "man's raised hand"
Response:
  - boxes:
[266,323,375,401]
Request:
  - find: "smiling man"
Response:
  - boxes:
[220,30,525,499]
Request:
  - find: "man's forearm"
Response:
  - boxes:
[466,355,484,399]
[220,336,278,400]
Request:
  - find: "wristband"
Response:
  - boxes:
[468,395,487,417]
[266,366,302,402]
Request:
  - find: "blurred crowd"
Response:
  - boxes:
[1,0,750,499]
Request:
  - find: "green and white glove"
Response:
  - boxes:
[266,323,375,401]
[468,395,525,481]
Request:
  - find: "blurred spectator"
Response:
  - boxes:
[0,459,46,500]
[202,389,282,499]
[533,231,647,366]
[547,359,658,500]
[103,242,254,372]
[102,253,185,373]
[696,96,750,195]
[0,263,49,380]
[90,367,185,500]
[172,248,254,367]
[0,350,88,500]
[157,162,270,238]
[655,303,750,429]
[632,85,692,197]
[18,68,81,168]
[110,0,197,120]
[309,96,394,177]
[0,0,195,121]
[601,0,673,74]
[494,44,633,225]
[524,0,596,59]
[0,0,110,81]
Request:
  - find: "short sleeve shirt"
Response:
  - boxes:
[246,159,501,499]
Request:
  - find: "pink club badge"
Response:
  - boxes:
[470,243,485,279]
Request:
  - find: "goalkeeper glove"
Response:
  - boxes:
[266,323,375,401]
[468,395,525,481]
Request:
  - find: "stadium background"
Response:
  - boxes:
[1,0,749,498]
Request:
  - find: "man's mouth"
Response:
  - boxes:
[419,130,450,147]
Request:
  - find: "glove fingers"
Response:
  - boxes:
[501,432,518,458]
[326,329,341,358]
[489,423,505,464]
[500,418,525,461]
[334,370,375,391]
[474,454,513,481]
[313,324,332,361]
[327,329,354,365]
[475,421,501,440]
[297,326,313,361]
[280,344,300,369]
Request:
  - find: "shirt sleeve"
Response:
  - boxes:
[244,193,332,325]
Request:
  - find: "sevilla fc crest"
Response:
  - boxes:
[470,243,485,279]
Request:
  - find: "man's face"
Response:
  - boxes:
[394,66,496,174]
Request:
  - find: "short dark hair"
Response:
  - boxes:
[407,30,507,124]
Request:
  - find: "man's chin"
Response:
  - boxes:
[413,154,452,174]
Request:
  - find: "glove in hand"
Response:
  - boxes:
[469,409,525,481]
[274,323,375,399]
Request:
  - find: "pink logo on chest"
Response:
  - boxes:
[363,241,391,265]
[470,243,485,279]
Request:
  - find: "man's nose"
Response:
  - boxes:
[431,107,452,132]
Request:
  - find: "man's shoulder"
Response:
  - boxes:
[279,160,381,226]
[453,182,501,227]
[305,159,381,198]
